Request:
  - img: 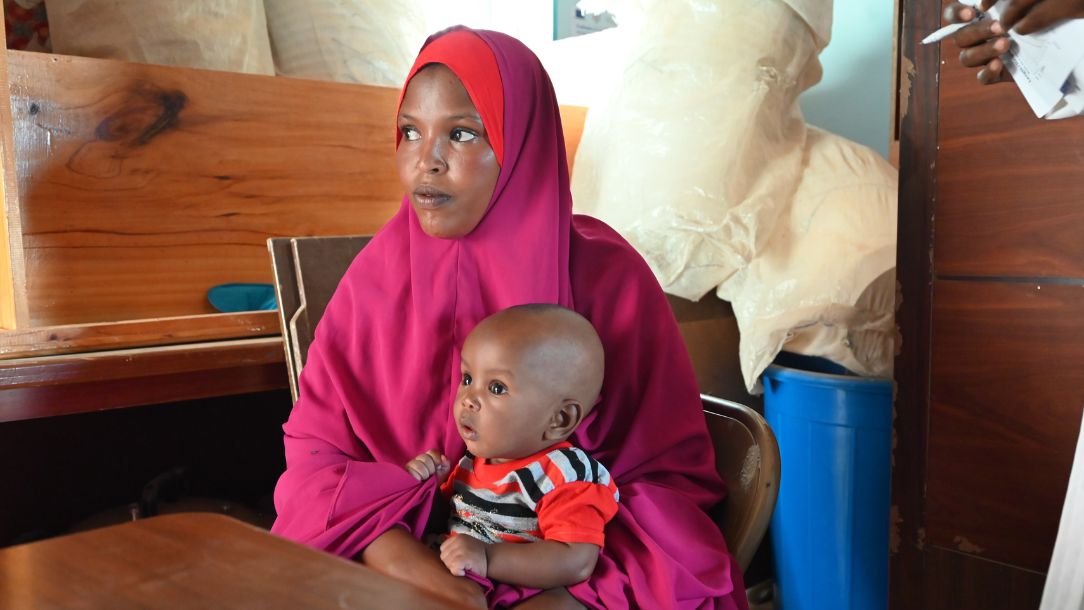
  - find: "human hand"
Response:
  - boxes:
[981,0,1084,34]
[405,449,450,481]
[945,3,1013,85]
[440,534,489,578]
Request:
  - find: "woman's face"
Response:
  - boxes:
[396,64,501,239]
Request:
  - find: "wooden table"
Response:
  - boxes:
[0,513,473,609]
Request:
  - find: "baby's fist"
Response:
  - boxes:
[405,449,449,481]
[440,534,488,578]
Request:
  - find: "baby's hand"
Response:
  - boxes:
[405,449,450,481]
[440,534,488,578]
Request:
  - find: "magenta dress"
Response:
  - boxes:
[270,26,747,610]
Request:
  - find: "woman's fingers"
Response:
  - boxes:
[977,57,1012,84]
[945,2,977,23]
[998,0,1045,31]
[953,18,1006,47]
[958,36,1011,67]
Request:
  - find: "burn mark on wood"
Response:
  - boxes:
[94,87,186,146]
[69,85,188,178]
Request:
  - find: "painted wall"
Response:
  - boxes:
[799,0,895,158]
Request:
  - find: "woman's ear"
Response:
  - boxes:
[544,401,584,440]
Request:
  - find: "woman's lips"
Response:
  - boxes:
[413,185,451,209]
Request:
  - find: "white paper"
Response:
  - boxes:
[922,0,1084,119]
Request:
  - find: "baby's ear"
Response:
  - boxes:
[545,401,583,440]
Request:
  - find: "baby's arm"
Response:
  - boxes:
[440,535,599,589]
[404,449,450,481]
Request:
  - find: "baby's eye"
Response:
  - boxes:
[401,126,420,141]
[488,381,507,395]
[462,373,472,386]
[451,128,477,142]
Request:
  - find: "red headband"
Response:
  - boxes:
[397,29,505,165]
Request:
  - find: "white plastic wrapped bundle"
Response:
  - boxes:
[45,0,274,75]
[263,0,428,87]
[572,0,898,392]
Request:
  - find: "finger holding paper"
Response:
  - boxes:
[942,2,1014,84]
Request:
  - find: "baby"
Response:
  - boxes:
[405,303,618,591]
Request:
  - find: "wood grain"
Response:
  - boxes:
[924,545,1045,610]
[935,42,1084,279]
[0,310,278,358]
[891,0,939,607]
[0,33,29,327]
[8,51,402,326]
[6,50,588,327]
[1,513,473,609]
[926,280,1084,571]
[0,338,286,422]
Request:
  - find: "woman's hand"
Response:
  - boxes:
[946,0,1084,85]
[945,3,1013,84]
[440,534,489,578]
[405,449,450,481]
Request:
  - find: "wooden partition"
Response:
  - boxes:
[0,50,586,353]
[0,48,586,420]
[894,1,1084,607]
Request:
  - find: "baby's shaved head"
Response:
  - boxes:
[468,304,605,413]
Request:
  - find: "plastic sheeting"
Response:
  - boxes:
[572,0,898,392]
[44,0,274,75]
[263,0,428,87]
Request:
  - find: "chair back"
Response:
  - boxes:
[702,393,780,572]
[267,235,371,402]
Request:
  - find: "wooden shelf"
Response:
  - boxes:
[0,336,287,423]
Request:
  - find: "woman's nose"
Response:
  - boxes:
[419,138,447,174]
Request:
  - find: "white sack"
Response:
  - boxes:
[45,0,274,75]
[263,0,427,87]
[571,0,898,392]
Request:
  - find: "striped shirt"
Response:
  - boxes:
[439,442,620,546]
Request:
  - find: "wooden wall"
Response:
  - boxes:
[894,1,1084,607]
[3,50,587,328]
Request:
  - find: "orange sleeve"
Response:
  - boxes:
[536,481,619,547]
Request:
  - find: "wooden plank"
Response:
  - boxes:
[926,280,1084,571]
[7,51,402,326]
[0,338,287,422]
[0,311,279,358]
[1,513,473,609]
[935,45,1084,279]
[0,33,29,327]
[925,545,1045,610]
[891,0,940,607]
[6,50,590,328]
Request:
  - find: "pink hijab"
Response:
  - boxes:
[272,27,745,609]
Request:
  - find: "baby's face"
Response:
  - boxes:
[454,330,566,463]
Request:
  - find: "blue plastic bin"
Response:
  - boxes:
[762,353,892,610]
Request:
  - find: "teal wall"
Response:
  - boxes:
[799,1,895,158]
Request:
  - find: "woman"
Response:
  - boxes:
[271,26,746,609]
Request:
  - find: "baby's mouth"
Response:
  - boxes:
[458,420,478,440]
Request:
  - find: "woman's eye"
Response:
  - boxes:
[488,381,507,395]
[462,373,472,386]
[401,126,420,141]
[451,128,477,142]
